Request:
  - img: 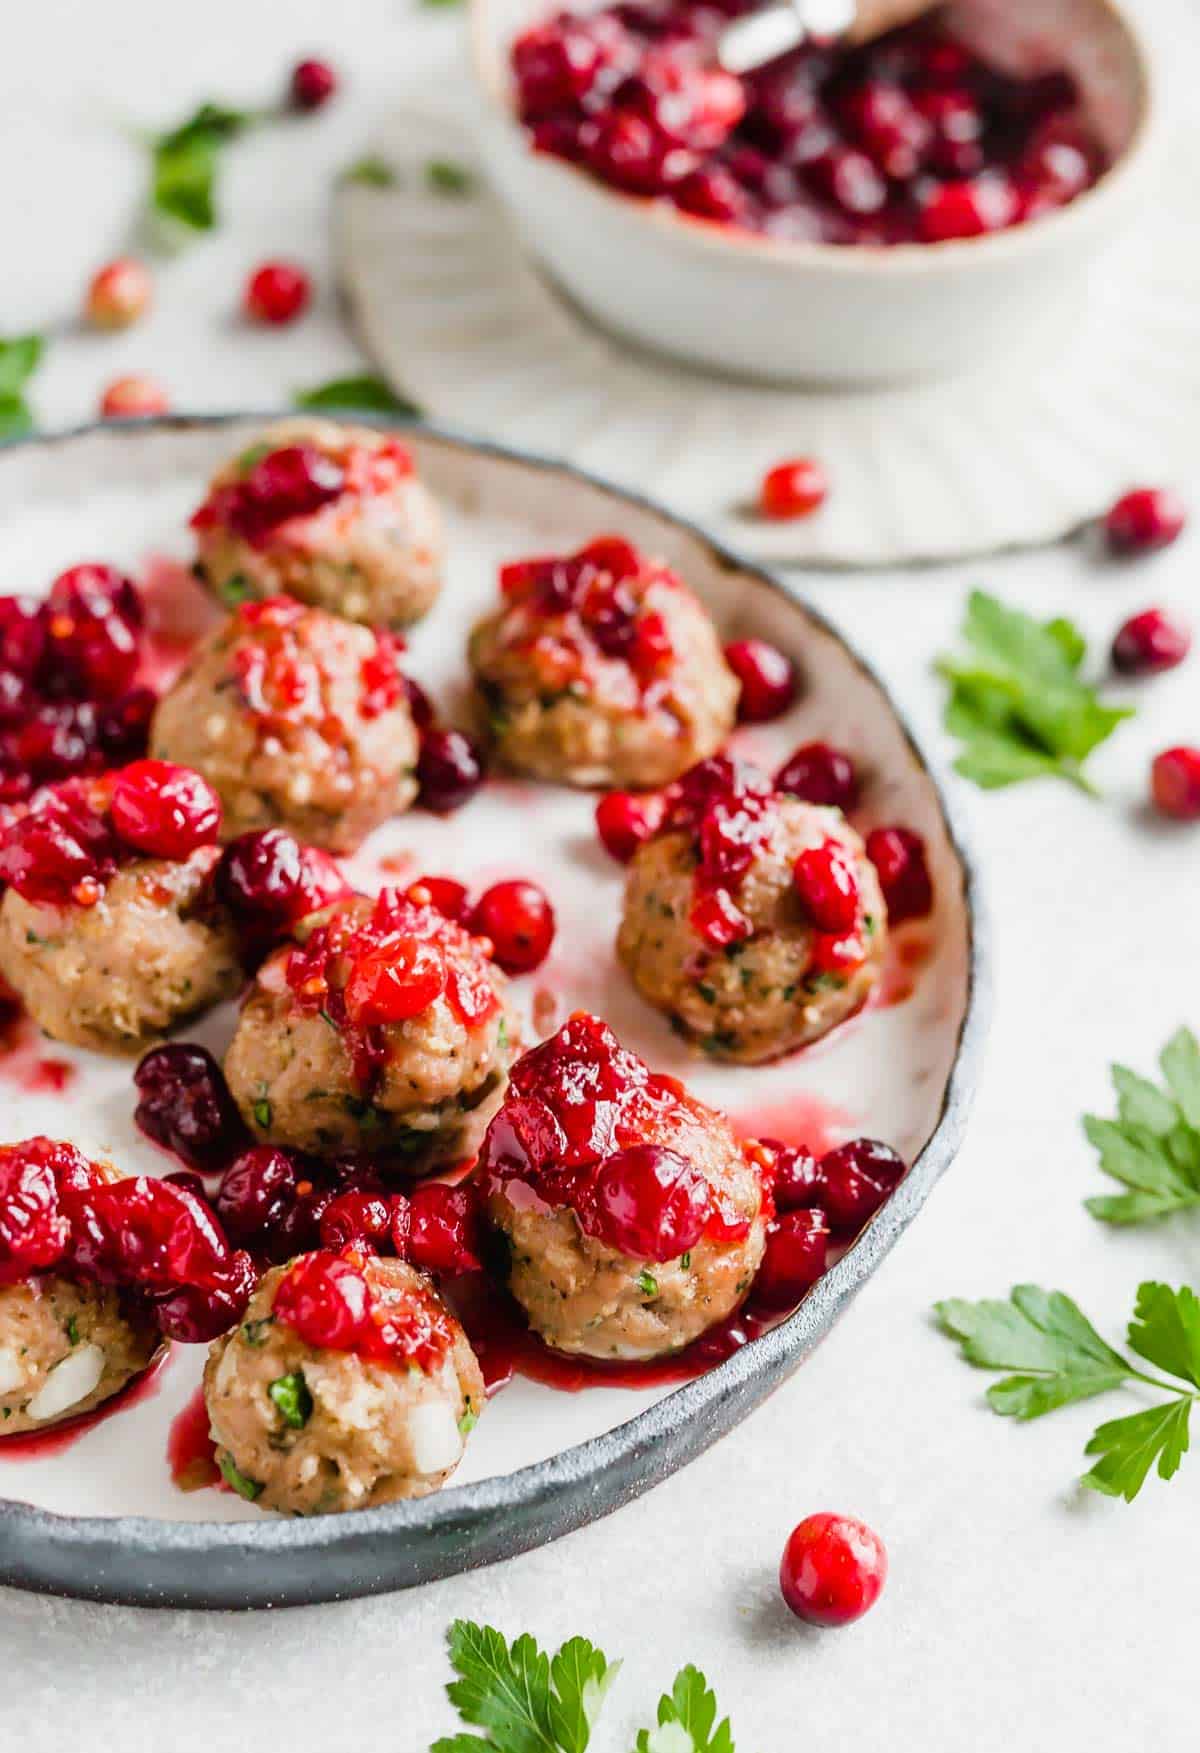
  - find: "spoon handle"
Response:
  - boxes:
[716,0,936,74]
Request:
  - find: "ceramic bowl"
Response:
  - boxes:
[469,0,1158,385]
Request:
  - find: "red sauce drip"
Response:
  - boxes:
[0,1009,75,1094]
[0,1347,172,1458]
[872,926,933,1010]
[167,1382,221,1491]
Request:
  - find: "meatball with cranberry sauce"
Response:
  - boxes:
[468,537,738,789]
[0,764,240,1052]
[150,596,419,853]
[223,887,520,1171]
[191,418,443,629]
[204,1252,484,1514]
[616,757,886,1063]
[477,1014,769,1359]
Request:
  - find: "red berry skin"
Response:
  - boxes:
[1104,487,1186,556]
[244,261,311,326]
[780,1513,887,1627]
[776,742,859,812]
[109,760,222,859]
[820,1137,906,1232]
[1111,608,1191,676]
[793,841,860,933]
[319,1190,391,1253]
[471,879,556,974]
[290,58,338,111]
[760,458,828,521]
[724,639,798,724]
[865,826,932,925]
[752,1208,829,1310]
[1151,746,1200,820]
[595,789,666,863]
[769,1144,824,1211]
[585,1144,709,1262]
[407,1182,483,1275]
[416,728,485,814]
[85,258,152,329]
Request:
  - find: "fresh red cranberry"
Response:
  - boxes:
[416,727,485,814]
[134,1043,248,1172]
[724,639,797,724]
[866,825,932,924]
[100,375,169,418]
[216,1147,299,1244]
[109,760,222,860]
[343,935,446,1023]
[841,81,931,179]
[917,173,1017,242]
[1150,747,1200,820]
[319,1190,391,1253]
[290,58,338,111]
[753,1208,829,1310]
[1103,487,1187,556]
[793,841,859,933]
[805,146,887,216]
[214,829,350,954]
[587,109,691,196]
[85,257,152,329]
[244,261,311,326]
[470,880,555,974]
[585,1144,709,1262]
[595,788,666,863]
[770,1144,824,1211]
[512,14,631,119]
[152,1249,256,1342]
[273,1250,370,1350]
[776,742,859,812]
[819,1137,906,1232]
[674,165,748,223]
[914,88,983,177]
[1111,608,1190,677]
[98,687,156,763]
[760,458,828,521]
[407,1182,484,1275]
[780,1512,888,1627]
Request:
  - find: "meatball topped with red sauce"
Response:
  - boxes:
[477,1013,769,1359]
[468,536,737,788]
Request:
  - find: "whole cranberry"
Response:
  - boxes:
[674,166,748,224]
[780,1512,887,1627]
[840,80,931,180]
[770,1144,824,1211]
[595,789,666,863]
[916,173,1017,242]
[266,1183,335,1264]
[163,1169,208,1203]
[98,687,157,763]
[819,1138,906,1232]
[319,1190,391,1253]
[152,1250,256,1343]
[585,1144,709,1263]
[110,760,222,859]
[42,568,142,702]
[290,57,338,111]
[85,257,152,329]
[244,261,311,326]
[724,639,797,724]
[416,727,485,814]
[100,375,169,418]
[1103,487,1187,555]
[760,457,828,521]
[776,742,859,812]
[75,1176,231,1290]
[0,596,47,678]
[134,1043,247,1171]
[214,828,349,952]
[793,841,859,933]
[866,825,932,924]
[470,880,555,974]
[216,1147,299,1243]
[273,1250,370,1349]
[407,1182,484,1275]
[0,1143,72,1276]
[752,1208,829,1310]
[1150,747,1200,820]
[48,562,143,631]
[1111,608,1190,677]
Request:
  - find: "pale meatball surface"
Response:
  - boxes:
[0,1275,161,1433]
[191,417,443,628]
[469,537,737,789]
[151,596,419,853]
[224,891,519,1171]
[0,849,240,1052]
[478,1014,768,1360]
[204,1255,484,1515]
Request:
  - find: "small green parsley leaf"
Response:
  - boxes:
[268,1371,313,1429]
[636,1270,658,1299]
[294,372,420,416]
[1082,1398,1192,1502]
[937,590,1132,795]
[148,101,257,235]
[253,1097,272,1129]
[0,334,45,439]
[241,1316,274,1347]
[427,158,474,196]
[635,1666,735,1753]
[341,154,397,188]
[217,572,257,608]
[432,1621,618,1753]
[65,1316,80,1346]
[218,1450,263,1501]
[1083,1028,1200,1225]
[458,1407,479,1437]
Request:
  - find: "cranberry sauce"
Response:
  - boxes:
[272,1248,455,1373]
[190,435,414,549]
[227,596,404,736]
[511,6,1107,245]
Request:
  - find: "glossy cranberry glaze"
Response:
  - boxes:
[780,1511,888,1626]
[478,1013,753,1260]
[767,1143,823,1210]
[1150,746,1200,821]
[1103,487,1187,556]
[272,1248,454,1372]
[134,1043,249,1171]
[819,1137,906,1232]
[213,827,352,957]
[793,840,859,933]
[865,824,933,925]
[595,788,667,862]
[0,1137,100,1285]
[319,1189,393,1253]
[775,741,859,812]
[724,638,797,723]
[470,879,556,974]
[1111,608,1191,677]
[405,1182,485,1276]
[192,437,414,550]
[511,7,1107,245]
[752,1206,829,1310]
[109,760,222,859]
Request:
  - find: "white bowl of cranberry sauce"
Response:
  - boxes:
[470,0,1156,383]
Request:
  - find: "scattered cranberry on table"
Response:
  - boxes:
[289,57,338,112]
[760,458,829,522]
[84,257,152,330]
[865,825,932,924]
[595,788,666,863]
[243,261,311,326]
[775,741,859,812]
[724,638,797,723]
[1103,486,1187,556]
[470,879,556,974]
[1111,608,1191,677]
[780,1512,888,1627]
[99,375,169,418]
[1150,747,1200,821]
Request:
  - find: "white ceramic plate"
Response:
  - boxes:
[0,417,986,1606]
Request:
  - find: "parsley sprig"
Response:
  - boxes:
[1083,1027,1200,1225]
[937,590,1132,794]
[147,100,259,236]
[635,1667,734,1753]
[935,1281,1200,1501]
[0,335,46,439]
[293,373,420,416]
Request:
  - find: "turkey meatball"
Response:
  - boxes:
[204,1252,483,1514]
[469,536,738,788]
[191,418,443,628]
[477,1014,768,1359]
[151,596,418,852]
[617,757,886,1063]
[224,888,519,1170]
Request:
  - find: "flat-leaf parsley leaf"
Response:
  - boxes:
[431,1620,619,1753]
[0,334,46,439]
[634,1667,735,1753]
[1083,1027,1200,1224]
[293,373,420,416]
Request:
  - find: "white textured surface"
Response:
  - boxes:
[4,2,1200,1750]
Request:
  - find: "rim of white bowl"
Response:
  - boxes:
[468,0,1159,273]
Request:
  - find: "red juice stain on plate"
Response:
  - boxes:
[730,1093,852,1158]
[136,553,221,692]
[872,927,933,1010]
[0,1347,172,1459]
[167,1383,222,1491]
[0,1006,75,1094]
